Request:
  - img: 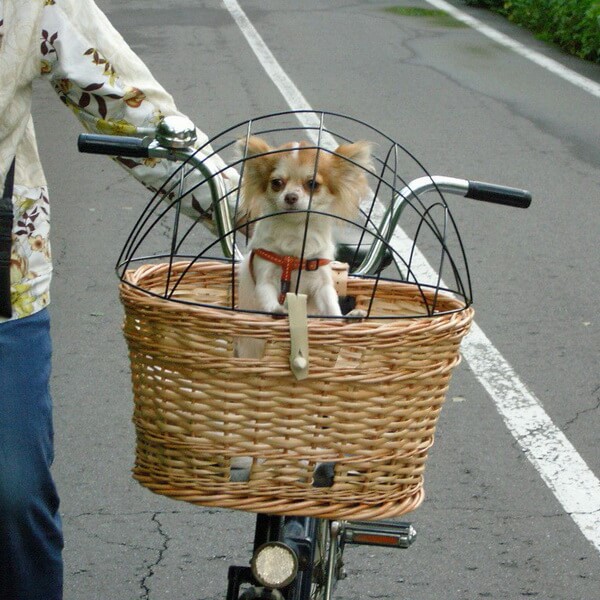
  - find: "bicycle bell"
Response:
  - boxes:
[155,115,197,149]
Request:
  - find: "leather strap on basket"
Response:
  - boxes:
[287,292,310,380]
[0,159,15,319]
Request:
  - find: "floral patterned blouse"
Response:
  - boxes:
[0,0,229,322]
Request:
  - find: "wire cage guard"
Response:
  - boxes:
[117,111,475,520]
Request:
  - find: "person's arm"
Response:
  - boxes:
[40,0,234,227]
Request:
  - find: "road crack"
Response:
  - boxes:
[141,512,170,600]
[563,393,600,430]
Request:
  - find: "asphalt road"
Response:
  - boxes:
[33,1,599,599]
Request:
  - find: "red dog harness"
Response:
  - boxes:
[250,249,331,305]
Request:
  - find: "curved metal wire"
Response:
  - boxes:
[116,110,473,318]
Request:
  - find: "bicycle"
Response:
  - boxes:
[79,110,531,600]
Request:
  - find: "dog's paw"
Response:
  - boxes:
[265,303,287,317]
[345,308,367,321]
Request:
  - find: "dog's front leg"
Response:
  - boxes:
[255,277,287,315]
[314,275,367,319]
[313,283,343,317]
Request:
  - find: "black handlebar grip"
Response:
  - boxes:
[77,134,150,158]
[466,180,532,209]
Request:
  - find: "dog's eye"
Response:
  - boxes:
[306,179,320,192]
[270,178,285,192]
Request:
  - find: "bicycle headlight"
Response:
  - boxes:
[251,542,298,589]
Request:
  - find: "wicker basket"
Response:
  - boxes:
[120,260,473,520]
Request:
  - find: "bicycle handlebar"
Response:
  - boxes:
[78,133,150,158]
[466,180,532,209]
[354,176,531,275]
[79,129,239,260]
[77,133,532,210]
[77,123,532,270]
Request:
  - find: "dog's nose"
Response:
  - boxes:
[284,193,298,206]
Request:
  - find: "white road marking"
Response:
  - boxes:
[221,0,317,124]
[391,229,600,553]
[424,0,600,99]
[221,0,600,552]
[463,326,600,552]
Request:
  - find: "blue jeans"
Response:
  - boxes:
[0,309,63,600]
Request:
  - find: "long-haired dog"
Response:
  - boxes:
[235,136,372,357]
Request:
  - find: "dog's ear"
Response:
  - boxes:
[236,136,277,182]
[329,142,373,219]
[236,136,275,224]
[328,142,373,218]
[236,136,272,160]
[333,141,373,173]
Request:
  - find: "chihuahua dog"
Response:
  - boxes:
[235,136,372,353]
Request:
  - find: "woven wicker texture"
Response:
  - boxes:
[120,261,474,520]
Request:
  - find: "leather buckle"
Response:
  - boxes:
[305,258,320,272]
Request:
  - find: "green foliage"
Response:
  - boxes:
[463,0,600,62]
